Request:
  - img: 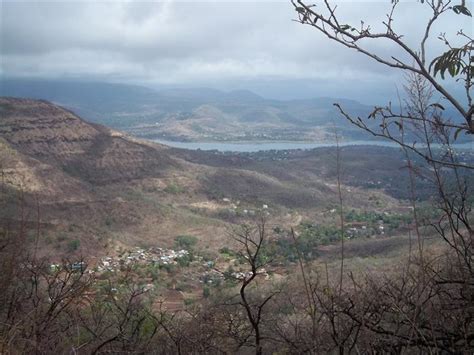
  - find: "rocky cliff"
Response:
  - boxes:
[0,97,177,185]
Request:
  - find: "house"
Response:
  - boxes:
[70,261,87,272]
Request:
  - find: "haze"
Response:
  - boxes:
[2,0,470,103]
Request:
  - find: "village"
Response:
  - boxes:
[96,247,190,273]
[46,195,415,315]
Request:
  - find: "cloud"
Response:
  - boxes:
[1,0,471,101]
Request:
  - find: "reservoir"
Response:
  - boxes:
[153,139,473,153]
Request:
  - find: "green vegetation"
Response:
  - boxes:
[164,183,186,194]
[414,204,443,223]
[345,210,412,229]
[266,223,342,262]
[298,222,341,245]
[159,263,176,273]
[104,217,114,227]
[183,298,194,306]
[174,235,197,250]
[177,254,193,267]
[67,239,81,252]
[218,246,236,259]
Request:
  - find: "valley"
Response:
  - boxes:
[0,79,397,143]
[0,97,428,256]
[2,0,473,351]
[1,96,472,353]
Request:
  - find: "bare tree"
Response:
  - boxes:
[291,0,474,352]
[292,0,473,134]
[225,218,280,355]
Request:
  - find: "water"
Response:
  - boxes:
[153,139,473,153]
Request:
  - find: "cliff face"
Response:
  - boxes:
[0,98,102,158]
[0,97,177,185]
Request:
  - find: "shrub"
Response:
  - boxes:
[67,239,80,252]
[164,183,185,194]
[177,254,192,267]
[174,235,197,250]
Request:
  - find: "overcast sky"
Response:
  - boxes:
[1,0,472,103]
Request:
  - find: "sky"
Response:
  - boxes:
[1,0,472,103]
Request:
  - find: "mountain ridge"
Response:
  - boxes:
[0,78,377,141]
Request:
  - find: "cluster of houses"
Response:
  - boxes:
[216,148,307,162]
[96,247,190,273]
[231,268,269,281]
[222,197,270,217]
[199,262,270,285]
[345,220,385,239]
[199,269,225,284]
[49,247,191,275]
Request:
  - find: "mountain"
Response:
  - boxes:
[0,79,159,112]
[0,97,405,258]
[0,97,176,184]
[0,79,376,142]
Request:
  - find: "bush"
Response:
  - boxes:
[67,239,80,252]
[164,183,185,194]
[104,217,113,227]
[174,235,197,250]
[177,254,192,267]
[159,263,176,273]
[184,298,194,306]
[219,246,235,257]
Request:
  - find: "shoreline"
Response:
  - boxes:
[151,139,473,153]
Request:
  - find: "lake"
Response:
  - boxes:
[153,139,473,153]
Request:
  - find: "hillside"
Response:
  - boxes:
[0,97,412,259]
[4,97,470,355]
[0,97,178,186]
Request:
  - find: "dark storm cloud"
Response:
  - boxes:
[1,0,471,100]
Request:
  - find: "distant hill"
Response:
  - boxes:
[4,78,466,144]
[0,79,378,142]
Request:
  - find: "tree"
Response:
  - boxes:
[224,218,279,355]
[174,235,197,250]
[290,1,474,352]
[292,0,473,136]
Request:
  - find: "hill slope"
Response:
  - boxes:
[0,97,406,258]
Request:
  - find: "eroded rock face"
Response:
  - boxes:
[0,97,177,185]
[0,98,101,158]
